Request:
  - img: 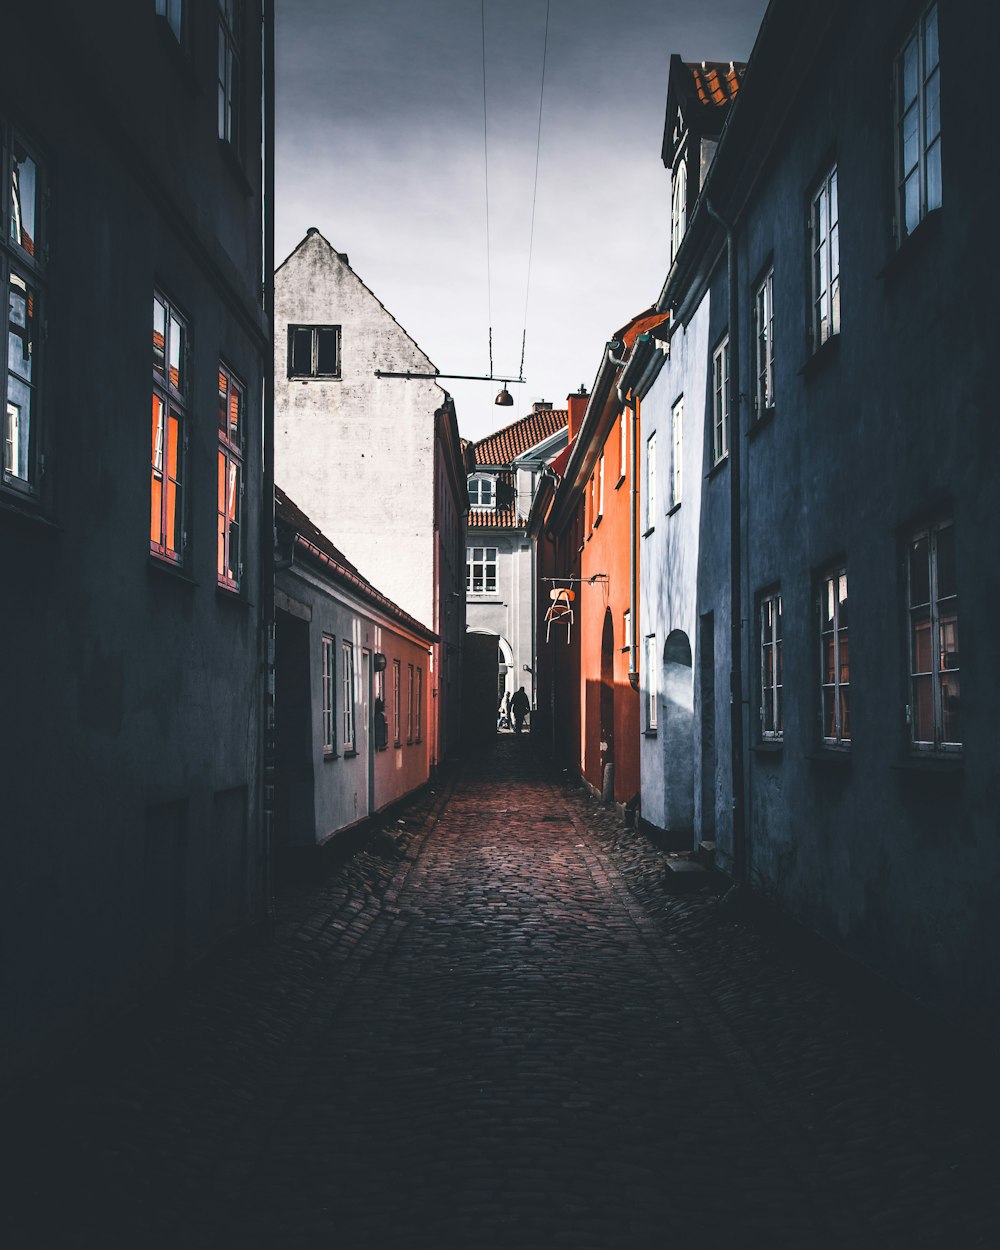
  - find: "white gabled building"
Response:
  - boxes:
[274,229,469,767]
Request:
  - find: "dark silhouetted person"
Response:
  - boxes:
[511,686,530,736]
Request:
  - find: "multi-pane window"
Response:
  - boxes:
[2,125,43,496]
[341,641,355,753]
[288,324,340,379]
[760,589,783,740]
[597,454,604,520]
[466,545,497,594]
[151,293,187,563]
[896,3,941,241]
[321,635,335,755]
[218,0,242,150]
[645,635,658,730]
[393,659,401,745]
[415,667,423,741]
[155,0,184,41]
[670,398,683,508]
[619,410,627,483]
[753,268,775,415]
[819,568,850,747]
[907,518,960,751]
[670,159,687,263]
[712,338,729,465]
[809,167,840,351]
[217,363,244,590]
[407,664,414,743]
[468,475,495,508]
[645,432,656,528]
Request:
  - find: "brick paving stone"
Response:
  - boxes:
[2,740,1000,1248]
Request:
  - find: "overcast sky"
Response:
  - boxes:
[276,0,768,443]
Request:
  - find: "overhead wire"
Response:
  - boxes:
[481,0,494,379]
[518,0,551,387]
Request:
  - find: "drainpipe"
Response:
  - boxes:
[261,0,276,926]
[706,196,747,887]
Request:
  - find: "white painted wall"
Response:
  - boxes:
[275,230,445,630]
[467,531,536,710]
[639,297,709,839]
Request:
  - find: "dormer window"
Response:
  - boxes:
[468,474,496,509]
[671,159,687,262]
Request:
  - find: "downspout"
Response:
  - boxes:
[261,0,276,926]
[706,196,747,888]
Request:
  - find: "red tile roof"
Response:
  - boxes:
[473,406,567,469]
[613,307,670,352]
[275,486,437,641]
[684,61,745,108]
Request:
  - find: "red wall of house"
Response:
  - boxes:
[578,404,640,805]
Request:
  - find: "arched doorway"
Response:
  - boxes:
[663,629,694,837]
[600,609,615,796]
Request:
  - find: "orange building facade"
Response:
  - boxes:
[531,311,668,809]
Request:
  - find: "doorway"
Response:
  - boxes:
[663,629,694,837]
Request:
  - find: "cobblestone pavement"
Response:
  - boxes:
[4,739,1000,1248]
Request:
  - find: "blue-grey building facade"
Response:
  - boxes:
[637,0,999,1028]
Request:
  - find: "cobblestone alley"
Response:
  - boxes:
[4,739,999,1248]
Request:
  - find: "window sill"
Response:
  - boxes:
[800,333,839,380]
[615,475,626,490]
[148,556,197,588]
[877,208,942,284]
[806,748,851,768]
[216,584,252,609]
[752,740,784,755]
[394,741,402,749]
[706,456,728,480]
[644,728,658,738]
[642,526,655,538]
[666,501,682,517]
[343,749,358,759]
[290,373,342,383]
[218,139,254,197]
[891,753,962,774]
[0,493,59,534]
[748,406,775,438]
[323,751,338,763]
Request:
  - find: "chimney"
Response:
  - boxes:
[531,400,552,413]
[566,385,589,441]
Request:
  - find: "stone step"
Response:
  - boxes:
[663,854,710,892]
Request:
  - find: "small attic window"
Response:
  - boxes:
[468,474,496,509]
[288,325,341,379]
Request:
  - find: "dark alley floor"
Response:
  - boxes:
[4,738,999,1248]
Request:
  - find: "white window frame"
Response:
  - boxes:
[392,658,401,746]
[341,640,355,753]
[907,518,960,752]
[645,432,656,530]
[670,398,683,508]
[712,338,729,466]
[645,635,658,730]
[623,610,632,652]
[218,0,242,152]
[468,474,496,509]
[406,663,414,743]
[618,410,627,485]
[321,635,335,756]
[2,123,44,500]
[895,2,941,242]
[415,667,423,741]
[753,267,775,416]
[466,545,498,595]
[151,292,188,565]
[597,453,604,521]
[809,167,840,351]
[670,158,687,263]
[217,362,244,591]
[819,567,850,748]
[760,589,783,741]
[288,324,341,379]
